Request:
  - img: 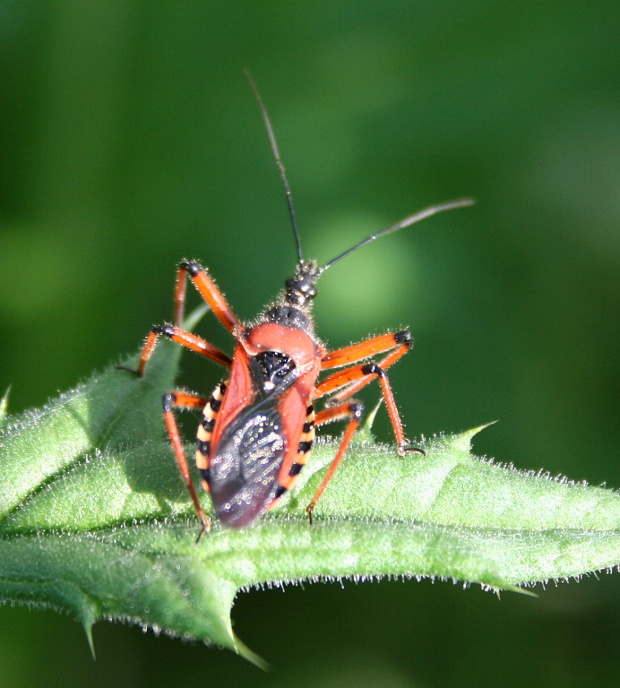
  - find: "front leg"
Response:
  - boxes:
[123,258,239,377]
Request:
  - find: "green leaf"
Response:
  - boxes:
[0,387,9,427]
[2,319,620,663]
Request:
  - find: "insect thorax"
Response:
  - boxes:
[263,304,312,333]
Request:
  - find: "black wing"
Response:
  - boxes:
[209,398,287,528]
[208,350,304,528]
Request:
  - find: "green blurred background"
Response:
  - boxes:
[1,1,620,686]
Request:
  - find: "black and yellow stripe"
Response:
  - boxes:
[270,403,316,502]
[196,379,228,491]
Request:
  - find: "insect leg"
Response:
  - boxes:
[162,390,211,542]
[305,401,364,524]
[124,260,240,377]
[321,331,411,405]
[133,325,232,377]
[316,331,412,453]
[176,259,240,333]
[317,361,407,454]
[321,330,411,370]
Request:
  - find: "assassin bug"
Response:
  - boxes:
[128,75,472,539]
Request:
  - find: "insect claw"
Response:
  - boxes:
[403,444,426,456]
[194,515,211,544]
[305,504,315,526]
[115,365,141,377]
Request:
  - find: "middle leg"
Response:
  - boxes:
[316,330,412,453]
[162,390,211,541]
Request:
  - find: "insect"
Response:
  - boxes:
[129,74,472,540]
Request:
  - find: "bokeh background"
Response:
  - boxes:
[1,2,620,686]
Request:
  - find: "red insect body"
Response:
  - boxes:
[202,321,323,528]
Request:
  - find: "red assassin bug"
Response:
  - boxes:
[129,75,472,539]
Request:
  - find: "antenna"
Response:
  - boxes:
[245,70,303,263]
[320,198,475,273]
